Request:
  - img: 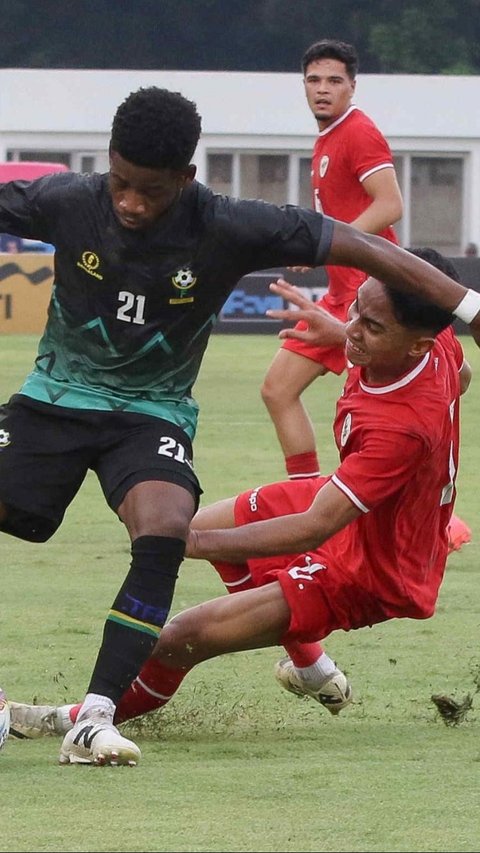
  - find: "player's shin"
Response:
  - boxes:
[115,656,191,722]
[84,535,185,712]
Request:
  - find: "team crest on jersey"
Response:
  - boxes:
[319,155,329,178]
[0,429,11,448]
[340,412,352,447]
[76,251,104,281]
[170,268,197,304]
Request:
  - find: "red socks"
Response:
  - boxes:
[114,657,190,723]
[68,657,191,725]
[283,639,324,667]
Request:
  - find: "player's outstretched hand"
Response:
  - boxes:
[266,278,347,347]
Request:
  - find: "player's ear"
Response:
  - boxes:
[184,164,196,183]
[176,165,196,193]
[409,336,435,358]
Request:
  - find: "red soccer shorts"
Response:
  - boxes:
[234,479,388,643]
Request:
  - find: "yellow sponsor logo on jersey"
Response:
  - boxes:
[76,251,104,280]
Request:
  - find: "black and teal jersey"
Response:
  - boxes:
[0,173,334,438]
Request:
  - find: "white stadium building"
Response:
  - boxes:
[1,67,480,256]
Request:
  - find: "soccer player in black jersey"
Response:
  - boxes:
[0,86,477,766]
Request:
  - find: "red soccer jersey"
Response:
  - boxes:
[311,106,399,304]
[282,107,400,365]
[326,326,463,619]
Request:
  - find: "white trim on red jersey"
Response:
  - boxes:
[331,474,369,513]
[316,105,358,137]
[359,162,395,183]
[358,352,430,395]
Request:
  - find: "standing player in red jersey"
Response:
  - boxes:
[11,251,473,739]
[261,39,403,481]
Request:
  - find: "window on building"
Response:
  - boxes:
[207,154,233,194]
[239,154,289,204]
[299,157,313,208]
[7,150,71,167]
[207,151,312,205]
[80,156,96,174]
[206,150,466,255]
[393,154,464,254]
[410,157,463,254]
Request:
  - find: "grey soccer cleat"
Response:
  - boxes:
[59,711,140,766]
[274,657,353,715]
[9,702,75,739]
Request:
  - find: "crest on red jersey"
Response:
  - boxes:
[340,412,352,447]
[319,155,329,178]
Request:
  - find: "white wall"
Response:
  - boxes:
[2,68,480,137]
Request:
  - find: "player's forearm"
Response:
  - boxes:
[350,199,402,235]
[187,514,324,563]
[186,482,360,563]
[353,170,403,234]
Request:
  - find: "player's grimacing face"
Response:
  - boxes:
[345,279,420,382]
[109,150,193,230]
[304,58,355,128]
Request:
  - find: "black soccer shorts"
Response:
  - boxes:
[0,395,201,542]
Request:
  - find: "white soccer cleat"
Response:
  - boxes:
[274,657,353,715]
[59,711,141,767]
[9,702,75,739]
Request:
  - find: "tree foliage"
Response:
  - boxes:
[1,0,479,74]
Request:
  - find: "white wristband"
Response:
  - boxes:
[453,289,480,324]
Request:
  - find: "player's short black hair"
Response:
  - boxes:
[301,40,359,79]
[384,247,458,335]
[110,86,202,170]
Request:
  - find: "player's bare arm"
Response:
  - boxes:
[186,479,360,564]
[350,168,403,234]
[327,222,480,347]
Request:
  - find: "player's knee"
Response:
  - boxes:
[157,611,205,667]
[260,374,287,409]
